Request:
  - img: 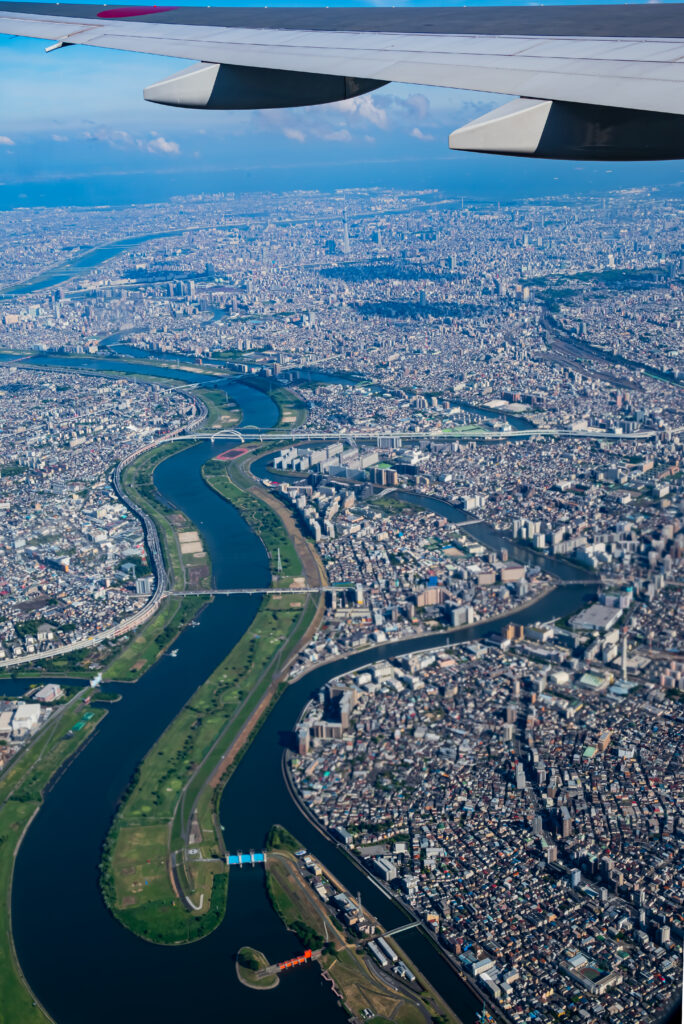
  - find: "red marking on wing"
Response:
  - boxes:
[97,6,177,18]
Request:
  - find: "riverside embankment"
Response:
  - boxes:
[9,375,596,1024]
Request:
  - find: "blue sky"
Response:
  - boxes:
[1,0,683,204]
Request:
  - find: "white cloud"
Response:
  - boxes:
[81,127,179,154]
[411,127,434,142]
[83,127,135,149]
[400,93,431,121]
[145,135,180,154]
[51,133,69,142]
[241,84,474,148]
[0,136,15,147]
[345,94,388,130]
[283,127,306,143]
[320,128,352,144]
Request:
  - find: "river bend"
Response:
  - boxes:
[12,380,595,1024]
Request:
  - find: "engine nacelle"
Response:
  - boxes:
[144,62,384,109]
[449,98,684,161]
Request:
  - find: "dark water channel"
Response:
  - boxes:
[0,231,188,298]
[11,380,595,1024]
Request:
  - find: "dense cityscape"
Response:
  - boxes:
[0,185,681,1024]
[291,642,682,1023]
[0,368,193,661]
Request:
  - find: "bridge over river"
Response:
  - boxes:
[171,586,341,596]
[226,851,266,866]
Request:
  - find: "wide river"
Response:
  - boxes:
[0,231,190,298]
[12,378,596,1024]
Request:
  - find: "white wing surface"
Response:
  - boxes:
[2,3,684,158]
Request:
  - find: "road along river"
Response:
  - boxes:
[11,379,596,1024]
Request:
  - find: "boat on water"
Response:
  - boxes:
[169,649,179,658]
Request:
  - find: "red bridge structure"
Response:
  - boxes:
[277,949,313,971]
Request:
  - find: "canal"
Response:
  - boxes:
[11,379,596,1024]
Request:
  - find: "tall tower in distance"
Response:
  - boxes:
[341,206,351,256]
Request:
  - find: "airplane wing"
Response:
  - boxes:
[1,3,684,159]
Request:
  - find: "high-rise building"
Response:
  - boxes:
[515,764,526,790]
[296,726,310,756]
[341,207,351,255]
[370,467,399,487]
[561,806,572,838]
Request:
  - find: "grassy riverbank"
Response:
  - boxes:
[100,440,212,683]
[100,584,319,942]
[203,442,328,600]
[100,456,322,943]
[265,827,456,1024]
[202,459,300,578]
[195,386,241,431]
[99,382,321,943]
[170,590,319,843]
[266,853,326,952]
[245,380,308,428]
[0,696,106,1022]
[101,820,228,944]
[102,595,206,682]
[120,441,211,592]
